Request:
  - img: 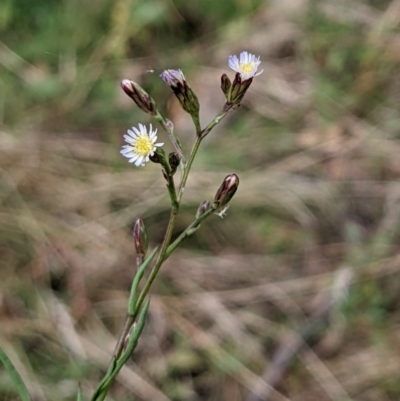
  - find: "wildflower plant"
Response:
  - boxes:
[87,51,262,401]
[0,51,261,401]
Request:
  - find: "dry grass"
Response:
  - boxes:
[2,0,400,400]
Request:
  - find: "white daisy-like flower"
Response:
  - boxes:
[228,51,263,80]
[120,123,164,167]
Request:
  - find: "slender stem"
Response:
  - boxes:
[178,136,202,199]
[134,134,204,313]
[134,107,233,311]
[154,113,186,164]
[111,316,134,362]
[165,172,179,211]
[191,115,202,137]
[201,106,231,139]
[111,246,159,361]
[164,206,216,259]
[134,208,178,312]
[93,98,239,401]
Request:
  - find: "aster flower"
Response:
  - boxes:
[120,123,164,167]
[160,69,186,87]
[228,51,263,81]
[160,69,200,121]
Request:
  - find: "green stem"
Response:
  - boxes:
[154,113,185,164]
[178,136,202,199]
[92,101,238,401]
[165,172,179,212]
[201,106,231,139]
[134,207,178,312]
[112,247,158,361]
[135,107,233,310]
[164,206,216,259]
[191,115,202,137]
[134,134,204,313]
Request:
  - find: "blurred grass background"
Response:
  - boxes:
[2,0,400,400]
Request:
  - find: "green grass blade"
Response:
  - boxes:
[0,346,31,401]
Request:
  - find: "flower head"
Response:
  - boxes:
[121,80,158,116]
[213,174,239,209]
[228,51,263,81]
[160,69,200,118]
[121,123,164,167]
[160,69,186,87]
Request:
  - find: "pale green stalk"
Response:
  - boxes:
[154,113,185,164]
[92,104,233,401]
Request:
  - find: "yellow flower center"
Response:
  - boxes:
[133,136,153,156]
[240,62,255,75]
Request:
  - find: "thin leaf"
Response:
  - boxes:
[0,346,31,401]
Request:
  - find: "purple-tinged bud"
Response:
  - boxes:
[213,174,239,209]
[196,200,211,219]
[149,153,160,164]
[166,119,174,131]
[121,79,158,116]
[168,152,180,175]
[149,147,167,165]
[160,69,200,118]
[133,218,148,259]
[229,73,253,106]
[221,73,232,101]
[160,69,186,87]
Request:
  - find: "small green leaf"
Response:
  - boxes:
[0,346,31,401]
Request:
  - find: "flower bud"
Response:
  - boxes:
[212,174,239,209]
[196,200,211,219]
[229,73,253,106]
[221,73,232,101]
[160,69,186,87]
[168,152,181,175]
[121,79,158,116]
[133,218,148,258]
[160,69,200,118]
[166,119,174,132]
[149,147,166,164]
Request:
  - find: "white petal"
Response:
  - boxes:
[138,124,147,135]
[132,128,141,138]
[149,130,157,140]
[121,148,134,156]
[136,155,144,165]
[122,151,135,158]
[228,55,238,70]
[131,126,141,136]
[124,135,137,144]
